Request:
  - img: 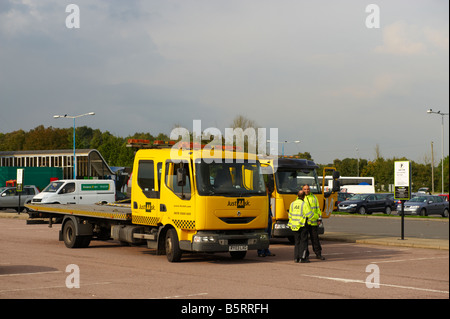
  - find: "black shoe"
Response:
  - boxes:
[316,255,325,260]
[300,258,310,263]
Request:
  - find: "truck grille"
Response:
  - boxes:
[219,217,255,224]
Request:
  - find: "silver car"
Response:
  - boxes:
[399,195,449,217]
[0,186,40,212]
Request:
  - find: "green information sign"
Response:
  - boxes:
[81,184,110,191]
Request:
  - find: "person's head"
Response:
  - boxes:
[302,184,311,196]
[297,190,305,200]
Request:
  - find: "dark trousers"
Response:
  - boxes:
[307,225,322,256]
[294,225,309,261]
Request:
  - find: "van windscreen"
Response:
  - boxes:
[42,181,64,193]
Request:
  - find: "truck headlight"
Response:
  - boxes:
[193,235,216,243]
[259,233,269,240]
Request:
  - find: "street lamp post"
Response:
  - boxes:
[427,108,448,193]
[53,112,95,179]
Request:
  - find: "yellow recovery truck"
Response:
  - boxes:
[26,147,270,262]
[259,158,340,242]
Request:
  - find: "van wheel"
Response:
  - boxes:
[165,229,182,262]
[63,219,91,248]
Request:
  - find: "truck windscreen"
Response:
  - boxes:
[195,159,266,196]
[275,168,321,194]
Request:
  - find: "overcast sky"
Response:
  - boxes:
[0,0,448,164]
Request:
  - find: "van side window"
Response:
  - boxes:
[165,161,191,200]
[137,160,159,199]
[60,183,75,194]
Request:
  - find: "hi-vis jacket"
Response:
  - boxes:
[288,198,314,231]
[305,194,322,226]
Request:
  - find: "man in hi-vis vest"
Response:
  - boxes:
[303,184,325,260]
[288,190,314,263]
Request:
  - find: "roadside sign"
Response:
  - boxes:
[17,168,24,192]
[394,161,411,241]
[394,161,411,200]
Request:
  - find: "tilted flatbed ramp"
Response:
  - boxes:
[26,203,132,221]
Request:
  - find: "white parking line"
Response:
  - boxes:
[0,270,62,277]
[302,274,449,294]
[0,281,112,294]
[373,256,448,263]
[150,292,209,299]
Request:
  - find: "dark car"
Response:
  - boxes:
[338,193,394,215]
[399,195,449,217]
[335,192,354,210]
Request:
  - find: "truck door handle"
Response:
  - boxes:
[160,204,167,212]
[133,202,138,209]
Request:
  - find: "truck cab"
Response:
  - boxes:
[130,148,270,261]
[260,158,339,240]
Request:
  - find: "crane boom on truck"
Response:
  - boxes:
[26,146,270,262]
[259,158,340,242]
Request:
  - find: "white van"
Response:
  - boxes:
[32,180,115,204]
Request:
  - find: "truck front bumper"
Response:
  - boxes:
[180,230,269,253]
[272,220,325,237]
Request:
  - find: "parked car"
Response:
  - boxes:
[0,186,40,212]
[335,192,354,210]
[417,187,431,194]
[377,193,397,210]
[398,195,449,217]
[338,193,395,215]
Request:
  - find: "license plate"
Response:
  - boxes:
[229,245,248,252]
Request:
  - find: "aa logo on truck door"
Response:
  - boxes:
[227,198,250,208]
[139,202,155,212]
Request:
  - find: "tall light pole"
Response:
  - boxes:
[427,108,448,193]
[54,112,95,179]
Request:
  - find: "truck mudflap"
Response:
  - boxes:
[272,220,325,237]
[179,230,269,253]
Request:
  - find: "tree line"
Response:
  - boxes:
[1,124,448,193]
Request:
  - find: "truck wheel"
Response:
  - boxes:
[63,219,90,248]
[165,229,182,262]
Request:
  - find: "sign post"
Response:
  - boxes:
[17,169,24,214]
[394,161,411,240]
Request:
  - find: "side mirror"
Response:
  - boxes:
[177,167,186,187]
[331,171,340,192]
[332,180,340,192]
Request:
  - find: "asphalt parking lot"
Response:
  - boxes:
[1,216,448,301]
